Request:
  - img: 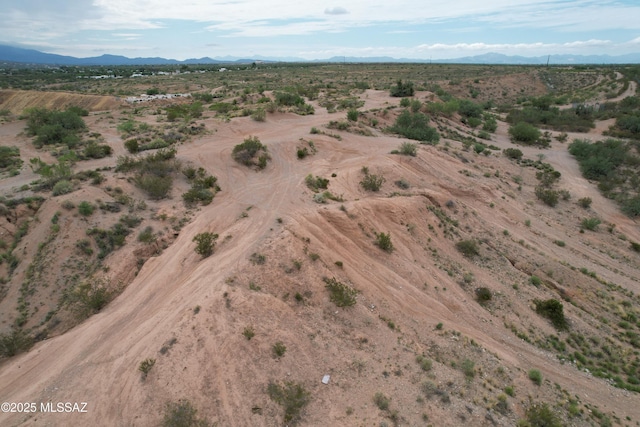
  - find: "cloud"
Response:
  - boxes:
[325,7,348,15]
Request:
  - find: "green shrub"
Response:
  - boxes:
[581,217,601,231]
[324,277,358,307]
[578,197,592,208]
[375,232,393,252]
[135,174,172,199]
[139,358,156,379]
[305,174,329,191]
[359,168,385,192]
[631,241,640,252]
[461,358,475,379]
[530,275,542,287]
[416,355,433,371]
[192,232,218,258]
[267,381,310,425]
[503,148,523,160]
[456,239,479,258]
[534,298,567,329]
[509,122,544,146]
[396,141,417,156]
[528,369,543,385]
[78,201,95,216]
[535,186,559,207]
[272,341,287,358]
[243,326,255,340]
[138,226,155,243]
[390,110,439,143]
[52,179,74,196]
[523,403,562,427]
[67,279,115,318]
[162,400,208,427]
[475,287,492,303]
[251,108,266,122]
[83,142,112,159]
[347,109,358,122]
[0,146,22,171]
[373,392,390,410]
[232,136,269,169]
[0,329,34,358]
[390,80,414,97]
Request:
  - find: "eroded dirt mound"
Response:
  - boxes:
[0,90,122,114]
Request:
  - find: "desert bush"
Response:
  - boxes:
[373,392,390,410]
[251,108,266,122]
[395,179,410,189]
[390,110,439,143]
[578,197,592,208]
[305,174,329,191]
[359,168,385,192]
[0,146,22,171]
[503,148,523,160]
[523,403,562,427]
[267,381,310,425]
[324,277,358,307]
[456,239,479,258]
[530,275,542,287]
[242,326,255,340]
[509,122,544,146]
[192,232,218,258]
[630,241,640,252]
[461,358,475,379]
[24,107,87,148]
[416,355,433,371]
[375,232,394,252]
[394,141,417,156]
[135,174,172,199]
[67,279,115,318]
[78,201,95,216]
[139,358,156,379]
[272,341,287,358]
[232,136,269,169]
[475,287,492,303]
[75,239,94,256]
[528,369,543,385]
[275,91,304,107]
[535,186,559,207]
[390,80,414,97]
[138,226,155,243]
[0,329,34,358]
[52,179,74,196]
[83,142,112,159]
[534,299,567,329]
[162,399,208,427]
[581,217,601,231]
[347,109,358,122]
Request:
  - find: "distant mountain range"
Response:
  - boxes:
[2,44,640,66]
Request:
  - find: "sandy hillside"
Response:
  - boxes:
[0,77,639,427]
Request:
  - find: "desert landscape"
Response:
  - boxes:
[0,63,639,426]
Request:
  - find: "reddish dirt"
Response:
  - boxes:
[0,84,639,426]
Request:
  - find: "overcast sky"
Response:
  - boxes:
[1,0,640,60]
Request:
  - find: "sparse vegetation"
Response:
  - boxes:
[138,358,156,379]
[324,277,358,307]
[162,400,208,427]
[267,381,310,425]
[192,232,218,258]
[359,167,385,191]
[374,231,394,252]
[528,369,543,386]
[456,239,479,258]
[232,136,270,169]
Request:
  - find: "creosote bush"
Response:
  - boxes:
[232,136,270,169]
[375,231,393,252]
[456,239,479,258]
[162,399,208,427]
[192,232,218,258]
[534,298,567,329]
[359,167,385,191]
[267,381,310,425]
[324,277,358,307]
[528,369,543,386]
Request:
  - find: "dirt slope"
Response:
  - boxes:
[0,88,639,426]
[0,90,122,114]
